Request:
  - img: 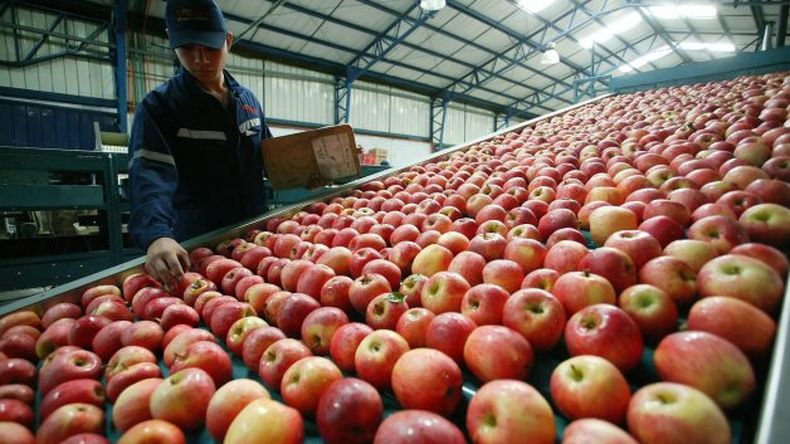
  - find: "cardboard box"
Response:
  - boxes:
[262,124,360,189]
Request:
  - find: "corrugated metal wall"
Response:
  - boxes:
[351,81,430,139]
[443,103,495,145]
[0,6,113,99]
[264,61,334,125]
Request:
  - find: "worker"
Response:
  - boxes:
[128,0,272,286]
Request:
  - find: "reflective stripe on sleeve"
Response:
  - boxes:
[176,128,228,141]
[130,149,176,167]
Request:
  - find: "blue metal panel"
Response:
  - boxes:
[40,108,55,147]
[13,104,28,146]
[0,103,13,146]
[114,0,128,133]
[27,107,42,148]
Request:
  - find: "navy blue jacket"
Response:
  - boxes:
[128,68,272,250]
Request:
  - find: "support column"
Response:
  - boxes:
[113,0,128,133]
[430,96,449,152]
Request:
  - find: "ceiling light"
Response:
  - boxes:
[579,11,642,49]
[419,0,446,11]
[540,42,560,65]
[517,0,557,14]
[648,4,717,19]
[678,41,735,52]
[618,46,673,73]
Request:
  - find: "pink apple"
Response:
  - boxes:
[354,329,410,390]
[638,256,698,307]
[502,288,566,352]
[374,410,465,444]
[301,307,349,355]
[329,322,373,372]
[565,304,644,372]
[618,284,678,341]
[112,377,162,432]
[424,312,476,364]
[464,325,533,382]
[149,367,216,431]
[697,254,784,313]
[317,377,383,444]
[241,326,286,372]
[687,296,776,357]
[391,348,462,416]
[223,398,304,444]
[550,354,631,422]
[206,378,270,441]
[258,338,313,390]
[552,271,616,315]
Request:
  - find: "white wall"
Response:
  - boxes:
[263,61,334,125]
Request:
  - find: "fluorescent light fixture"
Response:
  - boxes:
[618,45,673,73]
[648,4,717,19]
[579,11,642,49]
[517,0,557,14]
[678,41,735,52]
[419,0,446,11]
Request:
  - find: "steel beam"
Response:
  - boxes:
[779,5,788,47]
[430,95,450,151]
[113,0,128,133]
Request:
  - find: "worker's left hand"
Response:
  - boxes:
[145,237,190,289]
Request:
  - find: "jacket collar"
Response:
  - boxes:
[177,67,241,96]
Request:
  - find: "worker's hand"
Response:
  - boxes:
[145,237,190,289]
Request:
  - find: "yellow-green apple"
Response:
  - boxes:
[503,238,547,274]
[447,251,486,286]
[562,418,638,444]
[619,284,678,341]
[391,348,462,416]
[150,367,215,431]
[122,274,160,303]
[466,379,555,444]
[662,239,719,272]
[604,230,662,269]
[544,240,589,273]
[688,215,749,253]
[117,418,186,444]
[481,259,524,293]
[171,340,232,386]
[589,206,638,246]
[226,316,267,355]
[91,320,132,361]
[301,307,349,355]
[411,244,453,277]
[420,271,471,314]
[349,274,391,314]
[655,330,755,409]
[36,403,104,444]
[296,264,336,299]
[424,313,476,364]
[39,349,101,395]
[329,322,372,372]
[552,271,616,315]
[224,398,304,444]
[398,273,428,307]
[366,292,408,330]
[281,356,342,416]
[162,329,215,367]
[464,325,533,382]
[40,378,105,420]
[354,329,409,390]
[258,338,312,389]
[730,242,788,275]
[579,247,637,293]
[0,421,33,444]
[106,361,162,403]
[550,355,631,423]
[638,256,697,306]
[206,378,269,441]
[276,294,319,338]
[697,254,784,313]
[112,377,162,431]
[159,304,198,331]
[461,283,509,326]
[739,203,790,244]
[119,320,164,356]
[502,289,566,352]
[374,410,465,444]
[317,377,382,444]
[0,398,33,426]
[241,326,286,372]
[688,296,776,357]
[627,382,730,444]
[41,303,82,329]
[395,308,434,348]
[0,384,34,404]
[565,304,644,372]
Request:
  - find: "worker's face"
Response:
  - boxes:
[174,33,233,86]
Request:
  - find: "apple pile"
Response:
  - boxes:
[2,71,790,444]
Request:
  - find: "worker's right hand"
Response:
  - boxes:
[145,237,190,289]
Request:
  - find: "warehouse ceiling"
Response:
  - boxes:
[88,0,788,117]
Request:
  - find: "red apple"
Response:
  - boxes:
[112,378,162,432]
[354,329,409,389]
[464,325,533,382]
[150,367,216,431]
[374,410,465,444]
[730,242,788,275]
[638,256,698,307]
[171,340,233,386]
[562,418,638,444]
[579,247,637,293]
[223,398,304,444]
[106,362,162,403]
[420,271,471,314]
[39,349,101,395]
[241,326,286,372]
[40,378,105,420]
[565,304,644,372]
[424,312,476,364]
[280,356,342,416]
[502,288,566,352]
[258,338,313,389]
[550,354,631,422]
[544,240,589,273]
[552,271,616,315]
[206,378,270,441]
[41,303,82,329]
[391,348,462,416]
[619,284,678,341]
[36,403,104,444]
[317,377,383,444]
[697,254,784,313]
[688,296,776,357]
[301,307,349,355]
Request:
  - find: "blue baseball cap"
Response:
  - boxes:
[165,0,228,50]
